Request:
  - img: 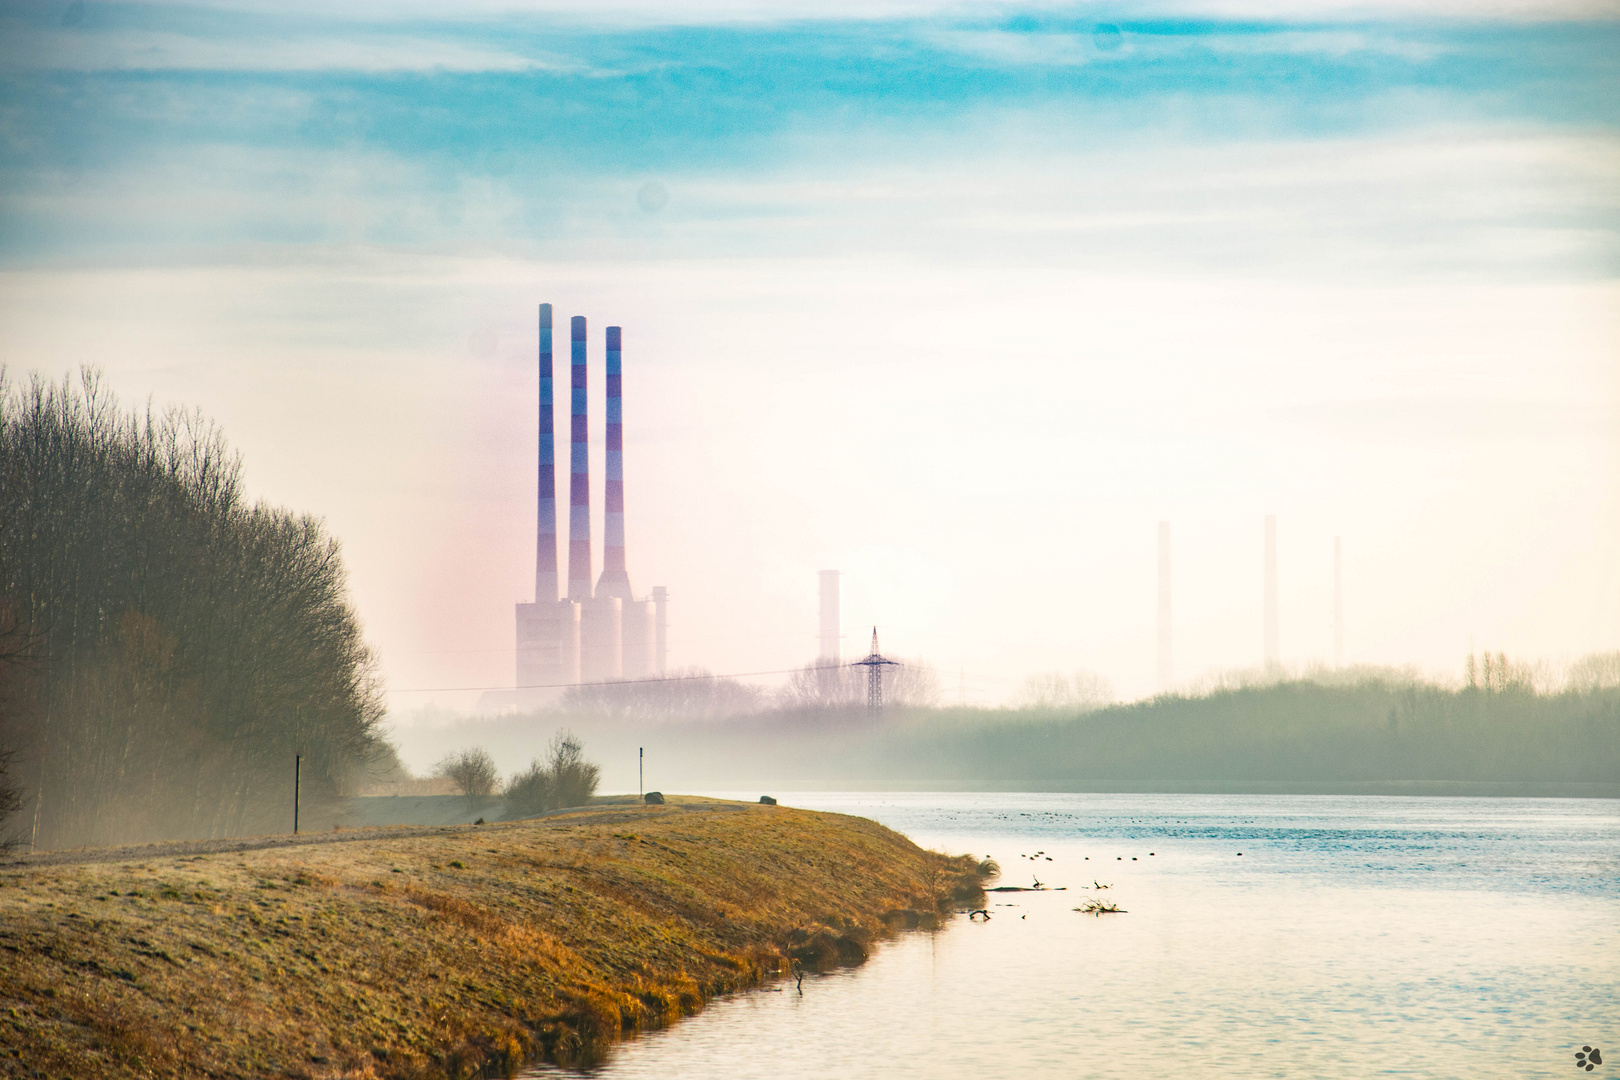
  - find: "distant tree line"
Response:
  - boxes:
[0,370,388,849]
[488,661,1620,794]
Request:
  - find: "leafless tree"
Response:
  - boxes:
[434,748,499,799]
[558,667,766,722]
[0,367,388,849]
[503,730,600,815]
[778,658,941,712]
[1013,670,1115,712]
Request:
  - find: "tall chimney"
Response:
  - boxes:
[1333,536,1343,667]
[652,585,668,675]
[818,570,841,662]
[1157,522,1172,690]
[535,303,558,604]
[567,316,592,602]
[597,325,632,599]
[1264,515,1279,668]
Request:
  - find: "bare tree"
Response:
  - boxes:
[1014,670,1115,712]
[502,731,600,816]
[778,658,942,712]
[558,668,765,722]
[546,730,600,809]
[1566,651,1620,693]
[0,368,389,849]
[434,748,499,799]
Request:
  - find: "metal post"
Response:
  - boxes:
[639,747,644,798]
[294,754,301,835]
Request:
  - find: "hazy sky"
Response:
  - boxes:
[1,0,1616,711]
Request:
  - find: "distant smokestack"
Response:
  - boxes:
[652,585,668,674]
[535,303,558,604]
[597,325,632,599]
[1264,515,1279,667]
[818,570,841,662]
[517,301,578,696]
[568,316,592,603]
[1157,522,1171,690]
[1333,536,1343,668]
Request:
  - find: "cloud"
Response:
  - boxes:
[7,27,564,73]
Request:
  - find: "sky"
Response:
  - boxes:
[1,0,1617,714]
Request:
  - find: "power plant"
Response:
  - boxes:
[516,304,666,695]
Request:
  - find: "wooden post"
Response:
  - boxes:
[294,755,301,835]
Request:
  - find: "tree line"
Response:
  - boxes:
[0,369,388,850]
[467,661,1620,795]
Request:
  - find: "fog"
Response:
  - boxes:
[381,655,1620,799]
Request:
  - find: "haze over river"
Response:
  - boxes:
[526,793,1619,1079]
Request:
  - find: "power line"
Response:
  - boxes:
[392,666,810,694]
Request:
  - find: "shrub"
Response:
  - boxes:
[435,748,498,799]
[504,731,601,816]
[503,760,553,817]
[547,731,600,810]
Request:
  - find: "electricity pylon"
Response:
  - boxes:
[850,626,899,716]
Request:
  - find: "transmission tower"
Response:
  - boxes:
[850,626,899,716]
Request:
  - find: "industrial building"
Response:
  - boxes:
[515,304,666,694]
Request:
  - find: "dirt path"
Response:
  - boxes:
[0,795,740,869]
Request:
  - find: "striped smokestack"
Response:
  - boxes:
[535,304,558,604]
[567,316,592,602]
[596,325,632,599]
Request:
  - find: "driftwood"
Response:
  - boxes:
[1075,899,1127,915]
[987,885,1066,892]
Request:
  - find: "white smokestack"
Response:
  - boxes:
[1157,521,1172,691]
[818,570,841,663]
[1264,515,1279,668]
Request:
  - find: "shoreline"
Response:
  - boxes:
[0,797,983,1078]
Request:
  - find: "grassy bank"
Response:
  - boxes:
[0,797,982,1079]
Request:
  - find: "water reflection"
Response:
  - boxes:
[524,793,1620,1079]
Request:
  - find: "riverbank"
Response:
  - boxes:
[0,797,983,1079]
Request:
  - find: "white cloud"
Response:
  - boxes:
[4,26,569,73]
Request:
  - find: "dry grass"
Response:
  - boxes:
[0,796,981,1079]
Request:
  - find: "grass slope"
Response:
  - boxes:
[0,797,980,1079]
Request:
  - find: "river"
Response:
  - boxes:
[523,792,1620,1079]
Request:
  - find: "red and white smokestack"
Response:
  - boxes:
[535,303,558,604]
[567,316,592,602]
[596,325,632,599]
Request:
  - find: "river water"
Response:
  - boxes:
[523,792,1620,1079]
